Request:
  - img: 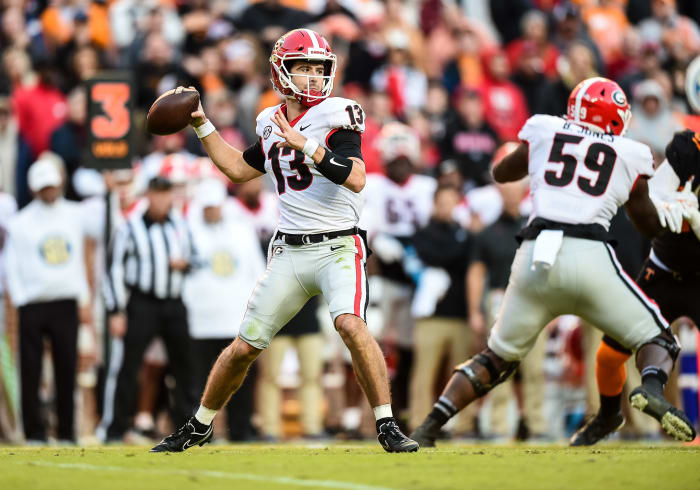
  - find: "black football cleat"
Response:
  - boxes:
[569,412,625,446]
[377,420,419,453]
[629,386,696,442]
[150,417,213,452]
[409,417,442,448]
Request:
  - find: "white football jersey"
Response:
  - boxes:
[520,115,654,230]
[360,174,436,238]
[254,97,365,234]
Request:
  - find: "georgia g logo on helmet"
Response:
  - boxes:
[611,90,627,107]
[269,29,337,108]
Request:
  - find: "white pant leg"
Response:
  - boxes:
[488,241,559,361]
[316,235,369,323]
[239,241,315,350]
[574,242,668,350]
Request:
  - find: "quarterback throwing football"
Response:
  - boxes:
[151,29,418,453]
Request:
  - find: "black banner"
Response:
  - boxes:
[85,73,134,169]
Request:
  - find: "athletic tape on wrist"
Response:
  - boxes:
[194,120,216,139]
[302,138,320,158]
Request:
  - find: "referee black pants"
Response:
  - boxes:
[18,299,78,442]
[101,292,197,440]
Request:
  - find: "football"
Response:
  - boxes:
[146,89,200,135]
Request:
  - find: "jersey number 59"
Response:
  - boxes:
[545,133,617,196]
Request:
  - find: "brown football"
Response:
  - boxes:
[146,89,200,135]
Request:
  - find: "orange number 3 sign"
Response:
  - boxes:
[91,82,130,139]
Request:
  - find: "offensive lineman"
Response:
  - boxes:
[151,29,418,453]
[571,129,700,445]
[410,77,697,447]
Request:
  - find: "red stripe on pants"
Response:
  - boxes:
[353,235,363,316]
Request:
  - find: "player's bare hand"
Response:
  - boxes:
[272,107,306,151]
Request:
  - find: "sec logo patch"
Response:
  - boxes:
[263,125,272,139]
[210,250,235,277]
[40,236,71,265]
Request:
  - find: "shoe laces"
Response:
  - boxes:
[165,422,192,442]
[380,420,401,436]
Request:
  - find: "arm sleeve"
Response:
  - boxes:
[103,223,131,313]
[242,140,266,173]
[327,129,363,159]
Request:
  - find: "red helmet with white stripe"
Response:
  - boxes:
[269,28,337,107]
[567,77,631,136]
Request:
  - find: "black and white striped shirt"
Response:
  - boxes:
[104,208,196,312]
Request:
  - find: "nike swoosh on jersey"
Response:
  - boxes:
[300,124,311,131]
[330,157,346,167]
[330,245,343,251]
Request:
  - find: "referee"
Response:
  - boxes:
[98,176,198,442]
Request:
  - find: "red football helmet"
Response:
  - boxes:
[269,29,337,107]
[566,77,632,136]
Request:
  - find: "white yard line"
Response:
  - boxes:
[24,461,394,490]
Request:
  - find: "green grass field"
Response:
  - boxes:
[1,443,698,490]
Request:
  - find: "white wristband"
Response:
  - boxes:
[302,138,320,158]
[194,120,215,139]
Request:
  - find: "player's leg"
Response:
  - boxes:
[570,335,629,445]
[317,234,417,452]
[151,244,313,452]
[576,244,695,442]
[259,336,292,439]
[411,241,556,447]
[573,255,685,445]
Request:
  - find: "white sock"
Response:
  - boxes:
[373,404,393,421]
[194,405,217,425]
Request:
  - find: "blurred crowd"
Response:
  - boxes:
[1,0,700,445]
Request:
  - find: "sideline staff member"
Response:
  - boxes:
[5,158,92,443]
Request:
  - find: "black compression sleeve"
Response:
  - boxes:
[316,150,353,185]
[242,140,266,173]
[328,129,363,159]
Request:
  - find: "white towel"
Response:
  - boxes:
[531,230,564,270]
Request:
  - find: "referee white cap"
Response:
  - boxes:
[28,158,62,192]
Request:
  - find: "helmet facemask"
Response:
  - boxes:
[271,54,336,106]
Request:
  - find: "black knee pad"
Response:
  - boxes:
[454,349,519,397]
[637,330,681,363]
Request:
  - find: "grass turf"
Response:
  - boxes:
[1,443,698,490]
